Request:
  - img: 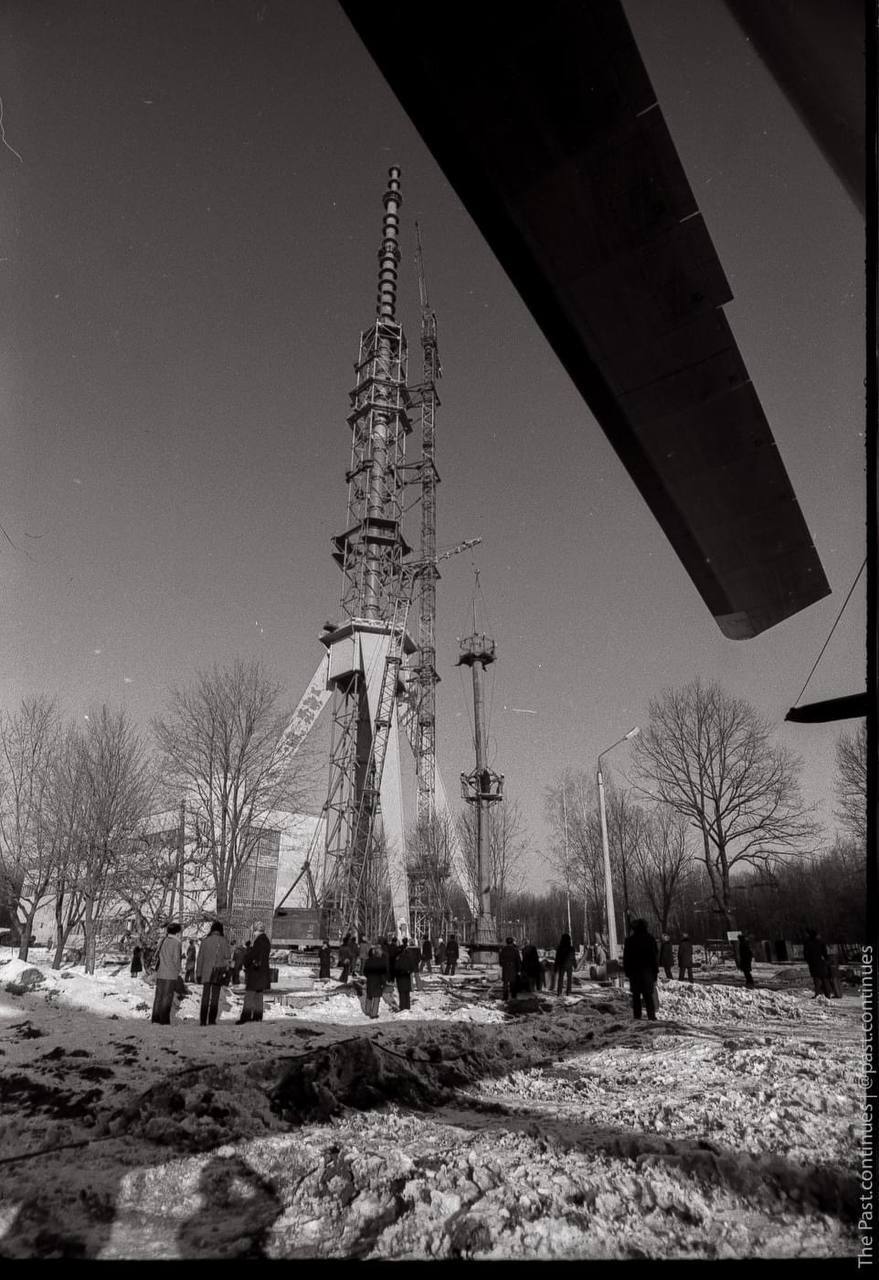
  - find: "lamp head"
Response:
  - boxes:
[625,726,640,740]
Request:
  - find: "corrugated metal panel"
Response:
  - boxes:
[340,0,831,638]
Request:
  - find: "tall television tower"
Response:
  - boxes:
[270,168,479,942]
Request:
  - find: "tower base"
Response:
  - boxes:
[468,913,498,966]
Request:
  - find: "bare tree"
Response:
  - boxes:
[633,679,817,930]
[153,659,313,920]
[73,707,154,973]
[629,805,694,933]
[457,798,528,932]
[544,771,606,945]
[407,810,458,938]
[0,696,62,959]
[835,721,867,844]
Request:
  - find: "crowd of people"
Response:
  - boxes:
[146,919,272,1026]
[138,916,843,1028]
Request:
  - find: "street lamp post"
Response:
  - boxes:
[597,726,640,978]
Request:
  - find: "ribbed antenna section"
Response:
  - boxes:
[377,166,403,320]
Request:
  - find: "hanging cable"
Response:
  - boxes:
[791,556,866,706]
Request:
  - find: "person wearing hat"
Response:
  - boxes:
[238,921,271,1024]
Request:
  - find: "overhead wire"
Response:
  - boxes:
[791,556,866,706]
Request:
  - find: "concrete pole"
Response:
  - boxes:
[597,767,619,967]
[177,799,185,932]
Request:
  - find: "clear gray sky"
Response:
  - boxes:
[0,1,864,891]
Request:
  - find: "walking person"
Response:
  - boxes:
[238,922,271,1024]
[804,928,833,997]
[677,934,694,983]
[420,936,433,975]
[623,918,659,1022]
[230,938,245,985]
[362,946,388,1018]
[317,938,332,980]
[151,922,182,1025]
[554,932,575,997]
[498,936,522,1001]
[184,939,197,983]
[738,931,755,988]
[434,937,446,972]
[444,934,459,976]
[196,921,232,1026]
[130,944,143,978]
[659,934,674,980]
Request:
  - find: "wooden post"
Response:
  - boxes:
[177,800,185,931]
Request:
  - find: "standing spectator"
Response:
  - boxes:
[394,936,416,1011]
[554,932,575,997]
[238,922,271,1024]
[434,937,446,971]
[338,934,354,984]
[659,934,674,980]
[408,937,424,990]
[130,945,143,978]
[498,936,522,1001]
[196,921,232,1027]
[521,940,542,992]
[622,918,659,1022]
[677,934,694,984]
[362,946,388,1018]
[420,936,433,974]
[738,931,755,988]
[827,948,843,999]
[444,934,459,976]
[357,935,370,976]
[151,923,182,1025]
[317,939,332,980]
[184,939,197,983]
[803,929,832,998]
[231,938,245,984]
[241,940,253,977]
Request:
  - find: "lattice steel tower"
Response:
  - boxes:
[320,167,414,937]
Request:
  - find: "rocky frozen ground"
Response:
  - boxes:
[0,950,863,1260]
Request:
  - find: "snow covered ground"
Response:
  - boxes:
[0,951,862,1259]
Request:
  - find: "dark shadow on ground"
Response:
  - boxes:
[176,1154,284,1257]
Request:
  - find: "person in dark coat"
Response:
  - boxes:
[231,939,246,984]
[151,922,182,1025]
[498,936,522,1000]
[554,932,575,997]
[408,937,424,990]
[434,937,446,971]
[521,940,542,992]
[623,918,659,1021]
[738,932,755,988]
[317,939,332,980]
[677,934,694,983]
[196,920,233,1026]
[338,934,354,984]
[803,929,832,997]
[184,940,197,983]
[130,945,143,977]
[238,922,271,1023]
[659,934,674,980]
[394,936,416,1010]
[444,934,459,976]
[420,936,433,974]
[362,946,389,1018]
